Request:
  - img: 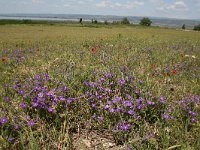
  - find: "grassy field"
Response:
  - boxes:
[0,23,200,149]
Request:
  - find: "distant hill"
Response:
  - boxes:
[0,14,200,29]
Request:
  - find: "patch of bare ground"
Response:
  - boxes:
[72,130,126,150]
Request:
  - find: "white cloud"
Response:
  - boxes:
[166,1,188,11]
[96,1,108,8]
[150,0,188,12]
[96,0,144,9]
[31,0,44,4]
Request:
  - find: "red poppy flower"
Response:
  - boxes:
[172,69,177,74]
[151,64,156,68]
[91,47,96,53]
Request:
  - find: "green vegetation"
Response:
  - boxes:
[0,23,200,149]
[79,18,83,24]
[140,17,152,26]
[182,24,186,30]
[194,24,200,31]
[121,17,130,24]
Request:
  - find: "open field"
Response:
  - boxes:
[0,24,200,149]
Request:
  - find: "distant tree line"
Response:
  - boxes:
[194,24,200,31]
[181,24,200,31]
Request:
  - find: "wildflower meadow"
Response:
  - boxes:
[0,24,200,149]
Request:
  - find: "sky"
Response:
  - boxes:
[0,0,199,19]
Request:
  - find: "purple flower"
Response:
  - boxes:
[4,96,10,102]
[127,145,132,150]
[89,82,98,87]
[127,110,134,115]
[4,83,8,88]
[136,104,143,109]
[104,72,112,78]
[136,97,143,104]
[121,124,130,131]
[19,89,24,95]
[124,100,132,107]
[13,124,20,130]
[126,94,132,100]
[32,102,38,107]
[48,107,54,112]
[63,86,68,91]
[12,84,17,89]
[118,78,125,85]
[116,106,123,112]
[0,117,8,124]
[112,96,121,103]
[139,80,143,84]
[59,96,65,101]
[109,108,115,113]
[35,74,40,80]
[107,101,112,105]
[104,88,111,93]
[38,92,44,98]
[84,81,89,86]
[135,90,139,94]
[27,119,36,126]
[46,90,55,96]
[91,104,96,108]
[19,102,27,108]
[160,96,165,103]
[147,100,155,105]
[8,137,15,142]
[43,72,50,80]
[34,86,41,90]
[115,121,131,131]
[162,113,170,120]
[66,97,72,103]
[191,118,197,123]
[99,77,105,82]
[92,114,96,119]
[104,104,110,109]
[189,110,197,116]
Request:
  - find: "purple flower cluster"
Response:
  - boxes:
[113,121,131,132]
[4,72,79,127]
[83,71,169,131]
[1,48,37,63]
[2,68,199,146]
[178,95,199,123]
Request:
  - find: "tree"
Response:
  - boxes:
[121,17,130,24]
[194,24,200,31]
[94,19,98,24]
[140,18,152,26]
[182,24,186,30]
[104,20,108,25]
[79,18,83,24]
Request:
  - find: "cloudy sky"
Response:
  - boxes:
[0,0,199,19]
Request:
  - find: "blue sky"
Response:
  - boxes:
[0,0,199,19]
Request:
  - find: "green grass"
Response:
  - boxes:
[0,23,200,149]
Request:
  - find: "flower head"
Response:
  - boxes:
[172,69,177,74]
[118,78,125,85]
[19,102,27,109]
[91,47,96,53]
[27,119,36,126]
[0,117,8,124]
